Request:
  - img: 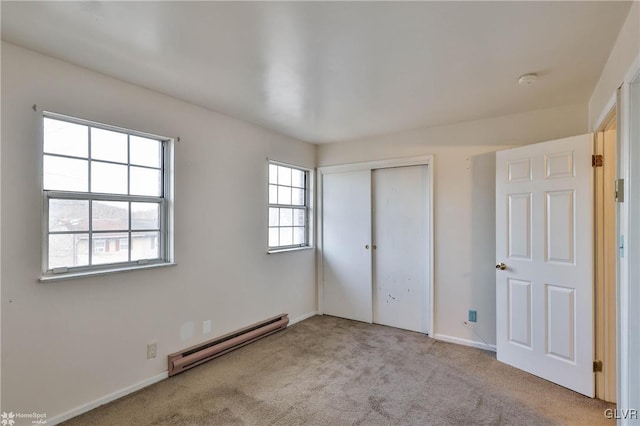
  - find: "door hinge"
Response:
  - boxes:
[593,360,603,373]
[592,155,603,167]
[615,179,625,202]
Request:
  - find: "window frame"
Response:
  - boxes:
[267,160,312,253]
[40,111,175,280]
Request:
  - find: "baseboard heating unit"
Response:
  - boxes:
[168,313,289,377]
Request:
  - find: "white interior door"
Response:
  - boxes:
[496,134,594,396]
[372,165,429,333]
[322,170,372,323]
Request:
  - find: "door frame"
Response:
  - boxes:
[592,52,640,418]
[593,109,618,402]
[317,155,435,335]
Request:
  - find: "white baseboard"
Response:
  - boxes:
[47,372,168,425]
[290,311,318,325]
[433,333,496,352]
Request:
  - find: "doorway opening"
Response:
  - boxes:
[594,108,618,403]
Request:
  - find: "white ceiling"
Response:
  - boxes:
[1,1,632,143]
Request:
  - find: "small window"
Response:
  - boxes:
[118,238,129,251]
[268,162,309,251]
[93,239,106,253]
[42,112,174,277]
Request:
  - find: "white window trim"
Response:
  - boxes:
[40,111,176,281]
[39,261,177,282]
[267,159,314,253]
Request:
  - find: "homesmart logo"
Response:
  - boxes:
[1,412,47,425]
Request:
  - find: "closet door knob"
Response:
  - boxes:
[365,245,369,249]
[496,262,507,270]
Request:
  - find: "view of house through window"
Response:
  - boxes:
[43,113,170,274]
[268,162,308,250]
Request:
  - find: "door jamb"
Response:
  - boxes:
[594,109,618,402]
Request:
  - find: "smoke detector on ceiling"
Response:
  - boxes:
[518,73,538,85]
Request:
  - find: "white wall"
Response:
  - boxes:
[317,103,588,348]
[589,1,639,130]
[0,42,317,421]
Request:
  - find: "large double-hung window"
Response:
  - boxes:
[42,112,173,278]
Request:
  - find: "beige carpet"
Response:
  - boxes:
[65,315,614,425]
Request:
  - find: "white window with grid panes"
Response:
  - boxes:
[42,112,174,278]
[268,162,309,250]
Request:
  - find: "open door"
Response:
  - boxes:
[496,134,594,397]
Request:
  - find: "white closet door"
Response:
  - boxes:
[322,170,372,323]
[372,165,430,333]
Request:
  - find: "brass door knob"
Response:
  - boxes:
[496,263,507,270]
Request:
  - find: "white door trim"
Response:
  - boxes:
[593,114,618,402]
[317,155,435,336]
[318,155,435,174]
[592,51,640,424]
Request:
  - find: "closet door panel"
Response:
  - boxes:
[373,165,429,333]
[322,170,372,323]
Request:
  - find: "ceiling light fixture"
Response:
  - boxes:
[518,73,538,86]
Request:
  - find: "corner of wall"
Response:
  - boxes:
[588,1,640,130]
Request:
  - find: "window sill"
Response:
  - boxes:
[267,246,314,254]
[39,262,177,282]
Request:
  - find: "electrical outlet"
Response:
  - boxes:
[147,342,157,359]
[468,310,477,323]
[202,320,212,335]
